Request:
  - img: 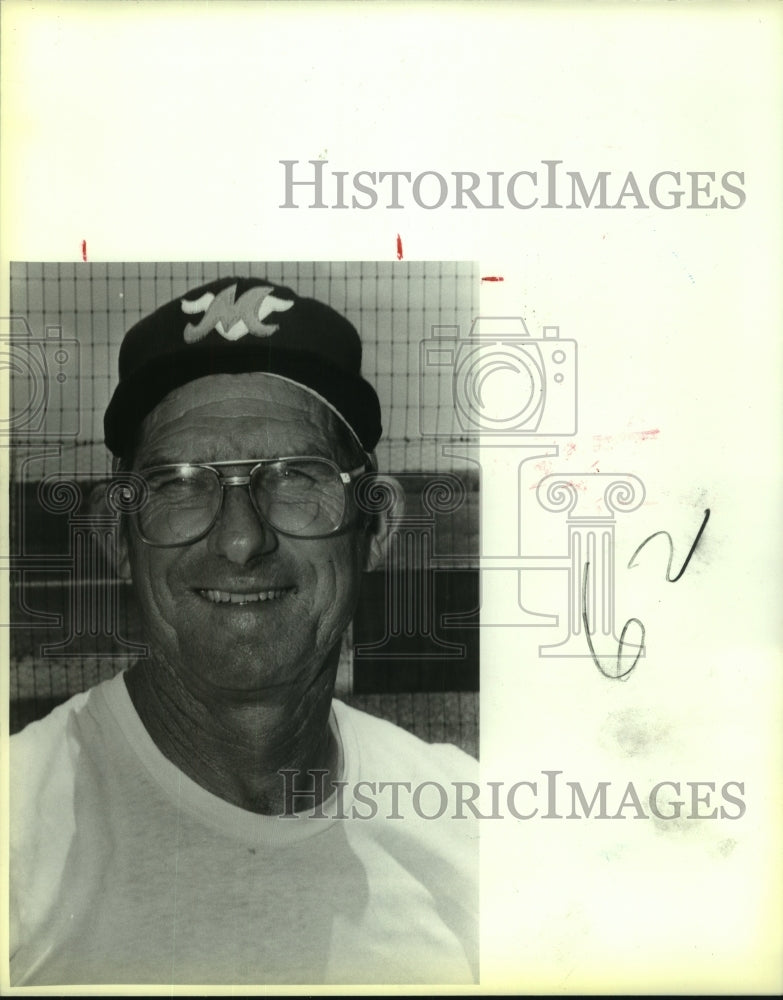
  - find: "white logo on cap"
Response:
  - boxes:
[181,284,294,343]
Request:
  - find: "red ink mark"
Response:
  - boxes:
[529,459,555,489]
[565,443,576,456]
[396,234,403,260]
[592,429,660,446]
[81,240,87,262]
[481,276,504,282]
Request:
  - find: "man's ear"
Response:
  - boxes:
[362,474,404,573]
[114,522,133,582]
[87,480,133,581]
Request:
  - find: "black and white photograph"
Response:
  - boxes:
[1,1,781,994]
[6,262,480,985]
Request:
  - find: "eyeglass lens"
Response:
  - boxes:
[137,459,348,544]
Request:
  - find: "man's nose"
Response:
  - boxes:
[206,484,277,563]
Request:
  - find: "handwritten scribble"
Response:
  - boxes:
[627,508,711,582]
[581,561,645,680]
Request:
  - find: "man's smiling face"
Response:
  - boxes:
[120,373,374,702]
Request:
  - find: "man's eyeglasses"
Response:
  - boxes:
[129,457,367,547]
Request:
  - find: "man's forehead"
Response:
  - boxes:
[136,373,344,461]
[149,372,328,415]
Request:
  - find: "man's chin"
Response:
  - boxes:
[175,643,323,702]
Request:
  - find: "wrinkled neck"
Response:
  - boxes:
[123,650,340,815]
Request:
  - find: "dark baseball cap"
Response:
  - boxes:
[104,276,382,458]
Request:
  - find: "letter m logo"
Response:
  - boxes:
[181,284,294,343]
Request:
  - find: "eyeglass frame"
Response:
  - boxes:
[129,455,371,547]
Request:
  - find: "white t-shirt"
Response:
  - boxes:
[10,673,478,986]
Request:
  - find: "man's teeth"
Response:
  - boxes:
[201,589,290,605]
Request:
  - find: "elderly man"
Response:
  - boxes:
[9,277,478,986]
